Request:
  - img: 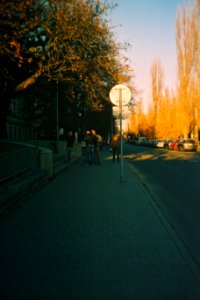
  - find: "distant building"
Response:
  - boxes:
[6,97,36,140]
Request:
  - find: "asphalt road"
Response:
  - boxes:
[124,143,200,268]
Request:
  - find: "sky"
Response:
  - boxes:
[109,0,186,112]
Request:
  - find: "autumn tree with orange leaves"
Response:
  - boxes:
[149,58,164,138]
[171,0,200,139]
[134,0,200,141]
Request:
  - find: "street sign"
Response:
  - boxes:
[109,84,132,183]
[109,84,131,107]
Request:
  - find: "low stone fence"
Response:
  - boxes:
[0,140,82,181]
[38,147,53,178]
[0,143,39,181]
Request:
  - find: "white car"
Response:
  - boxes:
[155,140,165,148]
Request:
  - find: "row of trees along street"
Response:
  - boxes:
[0,0,134,139]
[129,0,200,141]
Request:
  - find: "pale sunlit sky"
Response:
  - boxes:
[109,0,186,112]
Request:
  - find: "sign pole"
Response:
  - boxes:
[119,88,123,183]
[56,80,59,142]
[109,84,132,183]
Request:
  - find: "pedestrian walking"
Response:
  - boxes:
[110,133,120,163]
[66,130,74,162]
[94,131,102,165]
[86,130,95,165]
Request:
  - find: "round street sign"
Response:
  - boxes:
[109,84,132,107]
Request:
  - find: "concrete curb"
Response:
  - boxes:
[128,161,200,280]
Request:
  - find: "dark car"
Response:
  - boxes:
[177,139,197,152]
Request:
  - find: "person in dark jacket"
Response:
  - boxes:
[86,129,97,165]
[93,130,101,165]
[66,131,74,162]
[110,133,120,163]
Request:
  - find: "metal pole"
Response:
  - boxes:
[56,80,59,142]
[111,106,113,136]
[109,83,131,183]
[119,88,123,183]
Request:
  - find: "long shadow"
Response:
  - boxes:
[124,144,200,268]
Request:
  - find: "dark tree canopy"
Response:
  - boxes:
[0,0,133,138]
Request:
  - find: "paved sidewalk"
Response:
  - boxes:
[0,150,200,300]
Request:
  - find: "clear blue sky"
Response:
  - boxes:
[109,0,186,111]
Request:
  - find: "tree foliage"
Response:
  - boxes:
[129,0,200,141]
[175,0,199,138]
[150,58,164,137]
[0,0,132,138]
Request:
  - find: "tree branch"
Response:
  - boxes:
[15,68,44,92]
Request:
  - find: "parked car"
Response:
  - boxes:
[150,139,164,148]
[154,140,165,148]
[150,139,158,147]
[145,139,154,147]
[136,137,147,145]
[177,139,197,152]
[164,139,175,149]
[170,140,178,150]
